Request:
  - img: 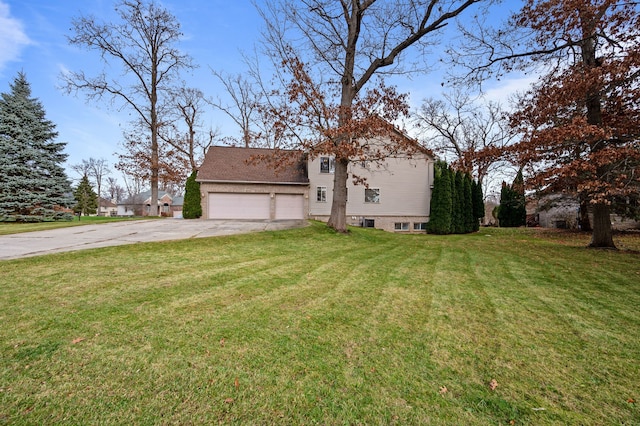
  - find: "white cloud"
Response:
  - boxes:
[483,73,539,105]
[0,1,31,72]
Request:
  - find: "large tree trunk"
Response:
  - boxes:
[327,158,349,232]
[579,196,592,232]
[589,203,615,248]
[579,14,614,248]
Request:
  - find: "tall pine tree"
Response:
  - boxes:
[73,174,98,216]
[0,73,72,222]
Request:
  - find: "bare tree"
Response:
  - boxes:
[105,176,126,203]
[210,70,261,148]
[258,0,490,232]
[71,157,111,202]
[415,91,513,192]
[161,86,215,172]
[61,0,194,216]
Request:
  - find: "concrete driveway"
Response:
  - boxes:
[0,219,307,260]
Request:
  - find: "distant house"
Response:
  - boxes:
[98,198,118,217]
[196,134,435,233]
[117,190,184,217]
[530,193,640,230]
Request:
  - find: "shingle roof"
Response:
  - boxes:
[196,146,309,184]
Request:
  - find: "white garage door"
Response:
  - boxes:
[275,194,304,220]
[208,193,270,219]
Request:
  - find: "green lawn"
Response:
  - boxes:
[1,223,638,424]
[0,216,154,236]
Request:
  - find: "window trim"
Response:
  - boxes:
[364,188,380,204]
[413,222,428,231]
[394,222,410,231]
[320,157,335,174]
[316,186,327,202]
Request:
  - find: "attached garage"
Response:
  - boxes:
[197,146,310,220]
[208,193,270,220]
[275,194,305,220]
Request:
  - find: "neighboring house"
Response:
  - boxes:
[197,135,435,233]
[530,193,579,229]
[197,146,310,221]
[98,197,118,217]
[530,193,640,230]
[117,190,184,217]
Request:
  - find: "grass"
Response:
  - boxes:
[0,223,639,425]
[0,216,155,236]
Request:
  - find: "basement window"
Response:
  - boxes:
[394,222,410,231]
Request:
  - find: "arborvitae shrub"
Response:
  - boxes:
[182,170,202,219]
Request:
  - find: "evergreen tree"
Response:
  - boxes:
[0,72,72,222]
[498,181,513,227]
[182,170,202,219]
[471,179,484,231]
[463,173,475,233]
[498,170,526,227]
[73,174,98,216]
[512,169,527,227]
[427,161,452,234]
[453,170,465,234]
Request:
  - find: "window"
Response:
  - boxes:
[394,222,410,231]
[414,222,428,231]
[363,219,375,228]
[364,188,380,203]
[320,157,335,174]
[316,186,327,202]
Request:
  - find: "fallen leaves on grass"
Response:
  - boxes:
[628,398,636,404]
[72,337,85,344]
[234,377,239,389]
[224,398,234,404]
[219,338,225,347]
[439,386,448,395]
[489,379,498,391]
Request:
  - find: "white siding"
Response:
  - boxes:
[308,154,432,218]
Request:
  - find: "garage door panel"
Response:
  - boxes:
[275,194,304,220]
[208,193,270,219]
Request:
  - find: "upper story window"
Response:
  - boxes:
[320,157,335,174]
[364,188,380,203]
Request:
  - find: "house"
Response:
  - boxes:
[98,197,118,217]
[117,190,184,217]
[197,136,435,232]
[529,193,640,230]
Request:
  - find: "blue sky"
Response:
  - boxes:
[0,0,532,185]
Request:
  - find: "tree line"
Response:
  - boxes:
[427,161,484,235]
[1,0,638,251]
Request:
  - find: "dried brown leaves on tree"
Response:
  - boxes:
[116,121,190,195]
[258,0,488,232]
[62,0,194,216]
[454,0,640,248]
